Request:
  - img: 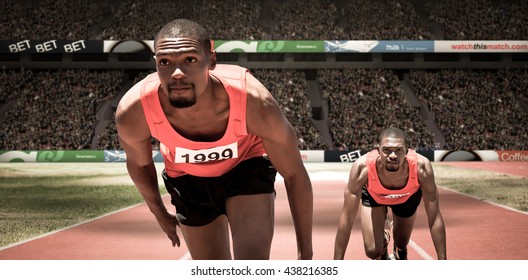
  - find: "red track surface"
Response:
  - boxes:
[1,162,527,260]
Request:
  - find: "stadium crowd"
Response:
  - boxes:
[318,68,436,151]
[252,69,327,150]
[410,69,527,150]
[1,0,110,40]
[425,0,528,40]
[344,0,433,40]
[1,0,526,151]
[271,0,346,40]
[3,67,525,151]
[0,68,124,150]
[3,0,525,41]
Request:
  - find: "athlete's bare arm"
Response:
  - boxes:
[417,154,446,260]
[334,155,368,259]
[245,73,313,260]
[115,84,180,247]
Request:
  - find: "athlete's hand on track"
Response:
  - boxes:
[155,210,181,247]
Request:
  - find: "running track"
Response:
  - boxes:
[0,162,526,260]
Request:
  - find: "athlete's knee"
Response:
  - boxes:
[232,230,272,260]
[364,244,383,259]
[233,244,271,260]
[364,231,390,260]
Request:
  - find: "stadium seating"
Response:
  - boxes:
[1,0,526,150]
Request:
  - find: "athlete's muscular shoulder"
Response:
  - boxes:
[348,154,369,192]
[117,81,143,114]
[245,72,278,113]
[115,81,150,142]
[416,153,436,187]
[245,72,287,139]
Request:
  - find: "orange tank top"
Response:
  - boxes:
[366,149,420,205]
[139,64,266,177]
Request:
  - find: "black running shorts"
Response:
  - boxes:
[162,157,277,226]
[361,186,423,218]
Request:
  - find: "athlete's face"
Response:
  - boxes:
[154,37,216,108]
[378,137,407,172]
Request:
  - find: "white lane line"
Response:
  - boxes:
[179,251,192,260]
[0,201,146,251]
[409,239,434,260]
[438,186,528,215]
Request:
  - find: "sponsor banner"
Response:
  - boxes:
[299,150,325,162]
[417,149,435,161]
[325,149,434,163]
[214,40,435,53]
[104,150,127,162]
[0,40,103,53]
[103,40,528,54]
[214,40,259,52]
[2,40,526,54]
[324,150,367,163]
[434,150,499,162]
[37,150,104,162]
[435,41,528,53]
[371,41,435,53]
[496,151,528,162]
[103,150,322,163]
[214,40,436,53]
[0,150,103,162]
[103,40,154,53]
[325,40,379,52]
[0,151,39,162]
[2,150,525,162]
[103,150,164,162]
[213,40,325,53]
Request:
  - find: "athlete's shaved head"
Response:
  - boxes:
[379,127,408,147]
[154,19,212,53]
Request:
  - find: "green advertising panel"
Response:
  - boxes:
[0,150,104,162]
[213,40,325,53]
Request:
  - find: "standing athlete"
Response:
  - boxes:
[334,127,446,260]
[116,19,313,260]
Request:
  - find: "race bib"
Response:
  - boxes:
[174,142,238,163]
